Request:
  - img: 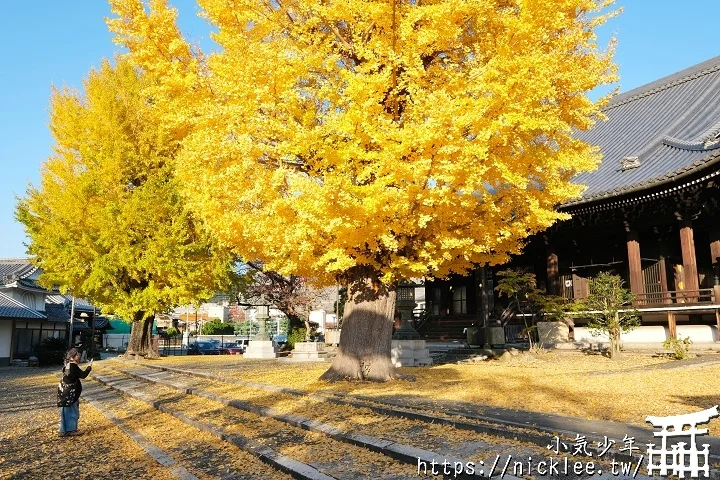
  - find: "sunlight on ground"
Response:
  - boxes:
[151,352,720,430]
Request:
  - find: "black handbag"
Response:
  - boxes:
[57,378,79,407]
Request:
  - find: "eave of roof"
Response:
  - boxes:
[562,149,720,209]
[568,55,720,206]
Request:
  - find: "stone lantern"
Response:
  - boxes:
[393,283,420,340]
[244,302,277,359]
[253,304,271,341]
[391,281,432,367]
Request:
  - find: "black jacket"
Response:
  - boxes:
[62,362,91,400]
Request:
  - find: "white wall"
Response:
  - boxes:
[310,310,326,333]
[573,325,720,344]
[5,290,44,310]
[621,326,668,343]
[573,327,609,343]
[103,333,131,349]
[676,325,719,343]
[207,305,229,322]
[0,320,12,358]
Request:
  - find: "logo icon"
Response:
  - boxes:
[646,405,719,478]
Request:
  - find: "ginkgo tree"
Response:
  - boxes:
[16,59,235,357]
[107,0,617,379]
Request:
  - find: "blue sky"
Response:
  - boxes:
[1,1,720,258]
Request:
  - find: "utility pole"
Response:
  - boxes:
[90,305,96,359]
[68,296,76,348]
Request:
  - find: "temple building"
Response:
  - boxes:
[423,56,720,345]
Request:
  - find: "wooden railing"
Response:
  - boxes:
[633,288,717,306]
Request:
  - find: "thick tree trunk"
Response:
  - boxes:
[320,269,397,382]
[126,312,157,359]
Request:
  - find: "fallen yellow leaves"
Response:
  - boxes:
[151,352,720,432]
[0,370,175,480]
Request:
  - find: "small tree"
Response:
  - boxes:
[663,336,692,360]
[201,319,235,335]
[496,269,575,349]
[580,272,639,359]
[495,270,541,348]
[228,261,331,341]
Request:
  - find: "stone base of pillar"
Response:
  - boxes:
[291,341,329,360]
[485,327,506,347]
[244,340,278,359]
[391,339,433,367]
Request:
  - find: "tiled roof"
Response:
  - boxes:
[568,55,720,206]
[46,294,70,306]
[0,292,46,319]
[93,316,110,329]
[0,258,38,284]
[46,293,97,313]
[72,316,110,330]
[44,303,70,323]
[70,297,96,312]
[15,278,50,293]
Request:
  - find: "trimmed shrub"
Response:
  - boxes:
[34,337,68,366]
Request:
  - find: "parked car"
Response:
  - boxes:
[187,341,220,355]
[218,342,238,355]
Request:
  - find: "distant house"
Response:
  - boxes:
[0,258,105,364]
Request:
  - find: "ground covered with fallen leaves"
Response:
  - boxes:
[150,351,720,431]
[0,367,176,480]
[4,352,719,480]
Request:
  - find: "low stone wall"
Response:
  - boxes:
[571,325,719,344]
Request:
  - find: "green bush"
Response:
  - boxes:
[287,328,307,349]
[201,319,234,335]
[663,336,692,360]
[165,327,179,337]
[33,336,68,366]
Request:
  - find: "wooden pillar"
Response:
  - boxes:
[715,286,720,332]
[475,267,489,328]
[658,256,670,304]
[481,267,489,328]
[711,229,720,286]
[626,231,644,298]
[546,250,561,296]
[679,220,700,299]
[667,311,677,339]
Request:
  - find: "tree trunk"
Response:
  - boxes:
[304,318,312,342]
[609,329,621,359]
[320,268,397,382]
[126,312,157,359]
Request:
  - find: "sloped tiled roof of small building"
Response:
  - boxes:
[0,291,46,319]
[566,55,720,206]
[0,258,39,282]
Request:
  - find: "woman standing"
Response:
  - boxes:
[57,347,92,437]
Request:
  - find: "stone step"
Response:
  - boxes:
[98,365,487,479]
